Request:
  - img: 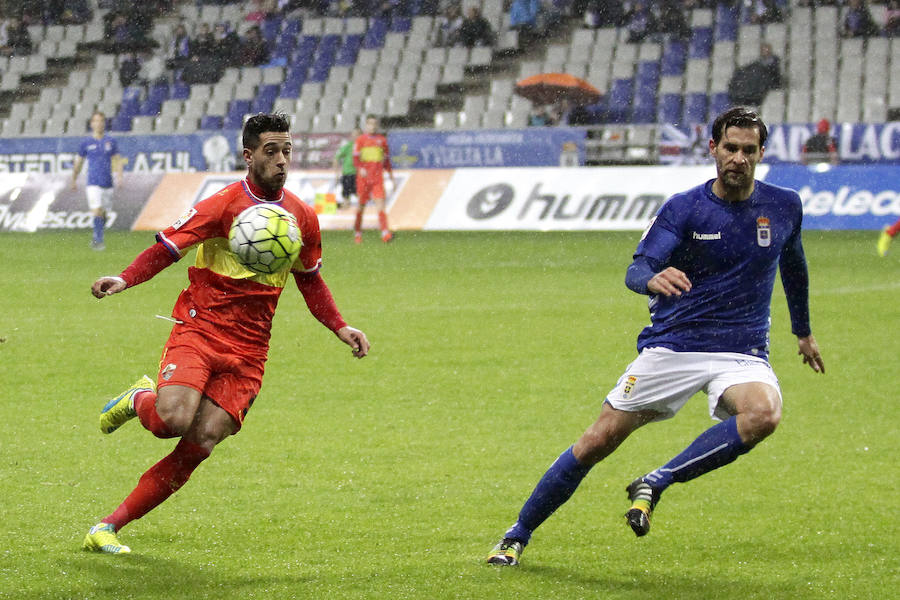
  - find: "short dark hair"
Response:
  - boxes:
[242,112,290,150]
[711,106,768,147]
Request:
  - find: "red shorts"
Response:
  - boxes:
[356,175,385,204]
[157,327,266,430]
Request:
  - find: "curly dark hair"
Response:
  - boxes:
[242,112,291,150]
[711,106,768,147]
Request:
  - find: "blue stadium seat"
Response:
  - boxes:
[684,92,709,124]
[689,27,713,59]
[308,35,340,82]
[390,17,411,32]
[709,92,731,118]
[279,64,307,97]
[252,84,279,113]
[281,18,301,38]
[295,35,319,58]
[225,99,251,128]
[171,81,190,100]
[660,40,686,76]
[274,32,297,59]
[361,17,387,49]
[107,114,132,131]
[605,78,634,123]
[335,34,362,67]
[657,93,683,124]
[148,82,169,104]
[279,79,302,98]
[632,62,660,124]
[715,4,739,41]
[262,16,282,42]
[138,97,163,116]
[199,115,224,130]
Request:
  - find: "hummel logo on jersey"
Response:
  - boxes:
[692,231,722,240]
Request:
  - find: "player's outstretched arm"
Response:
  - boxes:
[91,276,127,298]
[797,334,825,374]
[336,326,369,359]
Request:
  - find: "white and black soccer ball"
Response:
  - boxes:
[228,204,302,274]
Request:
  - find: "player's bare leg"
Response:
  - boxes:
[628,382,780,536]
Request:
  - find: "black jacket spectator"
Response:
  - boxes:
[458,7,494,47]
[727,43,782,106]
[1,18,32,56]
[238,25,270,67]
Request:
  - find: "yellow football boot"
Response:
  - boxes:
[877,227,893,257]
[99,375,155,434]
[82,523,131,554]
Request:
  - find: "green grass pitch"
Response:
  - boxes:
[0,229,897,599]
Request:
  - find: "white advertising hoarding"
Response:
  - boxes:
[424,165,733,231]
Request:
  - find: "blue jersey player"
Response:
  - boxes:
[487,107,825,567]
[71,111,122,250]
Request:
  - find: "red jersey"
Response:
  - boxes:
[353,133,392,180]
[156,179,322,355]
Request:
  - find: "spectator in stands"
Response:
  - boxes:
[528,104,555,126]
[801,118,839,165]
[190,22,215,58]
[436,4,464,46]
[238,24,270,66]
[581,0,624,29]
[181,53,223,84]
[165,23,192,70]
[653,0,691,39]
[102,2,156,52]
[623,1,657,43]
[245,0,277,22]
[457,6,495,47]
[509,0,543,48]
[213,22,242,67]
[886,0,900,37]
[119,52,142,87]
[842,0,879,37]
[0,17,32,56]
[727,42,782,107]
[747,0,783,25]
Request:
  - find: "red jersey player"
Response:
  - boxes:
[352,114,395,243]
[82,113,369,554]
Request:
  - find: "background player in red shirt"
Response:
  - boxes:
[82,113,369,554]
[353,114,395,243]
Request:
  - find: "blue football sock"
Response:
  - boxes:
[644,416,749,491]
[92,216,105,243]
[504,446,592,545]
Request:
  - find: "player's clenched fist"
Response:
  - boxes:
[91,276,126,299]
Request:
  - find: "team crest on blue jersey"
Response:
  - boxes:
[623,375,637,399]
[756,217,771,247]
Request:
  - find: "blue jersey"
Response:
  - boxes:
[78,135,118,188]
[628,179,810,359]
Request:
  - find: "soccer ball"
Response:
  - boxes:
[228,204,302,274]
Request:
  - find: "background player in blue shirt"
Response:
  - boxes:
[71,111,123,250]
[487,107,826,567]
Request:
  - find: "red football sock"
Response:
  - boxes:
[378,210,390,233]
[354,209,363,234]
[887,218,900,237]
[134,390,178,439]
[104,439,210,531]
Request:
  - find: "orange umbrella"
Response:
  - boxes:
[515,73,602,106]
